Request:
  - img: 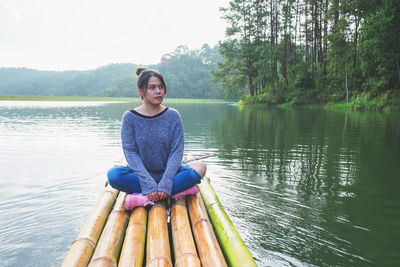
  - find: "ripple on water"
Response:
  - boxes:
[206,156,374,266]
[0,175,103,266]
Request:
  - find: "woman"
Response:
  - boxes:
[107,67,206,210]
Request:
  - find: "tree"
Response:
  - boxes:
[360,0,400,92]
[215,0,261,96]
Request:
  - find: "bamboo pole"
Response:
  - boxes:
[171,197,201,267]
[186,193,227,267]
[61,187,118,267]
[88,192,129,267]
[146,200,172,267]
[198,178,257,267]
[118,206,147,267]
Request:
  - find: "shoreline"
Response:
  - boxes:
[236,99,400,112]
[0,95,229,103]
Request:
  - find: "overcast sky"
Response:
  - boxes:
[0,0,229,71]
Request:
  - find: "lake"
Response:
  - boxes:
[0,101,399,266]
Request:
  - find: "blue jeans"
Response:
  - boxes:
[107,164,202,195]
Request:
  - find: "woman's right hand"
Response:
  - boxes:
[157,191,168,201]
[146,191,159,202]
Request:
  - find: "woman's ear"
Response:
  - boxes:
[137,87,143,99]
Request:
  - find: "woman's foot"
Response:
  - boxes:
[171,186,199,200]
[124,193,154,210]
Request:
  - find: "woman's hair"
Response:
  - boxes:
[136,67,167,99]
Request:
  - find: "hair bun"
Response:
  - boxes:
[136,67,147,76]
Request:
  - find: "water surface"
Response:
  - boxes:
[0,101,399,266]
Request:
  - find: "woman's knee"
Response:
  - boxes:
[188,160,207,177]
[107,166,125,188]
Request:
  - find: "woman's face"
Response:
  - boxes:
[141,76,166,106]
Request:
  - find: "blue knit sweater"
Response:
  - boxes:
[121,107,184,195]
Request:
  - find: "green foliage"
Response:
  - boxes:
[212,40,248,97]
[105,77,136,97]
[352,91,400,110]
[239,90,283,105]
[157,44,224,99]
[217,0,400,110]
[352,91,373,109]
[0,64,137,97]
[360,1,400,92]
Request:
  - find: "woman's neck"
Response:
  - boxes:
[135,104,166,117]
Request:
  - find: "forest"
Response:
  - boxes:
[213,0,400,109]
[0,44,224,99]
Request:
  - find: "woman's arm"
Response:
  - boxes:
[121,113,158,195]
[157,116,184,195]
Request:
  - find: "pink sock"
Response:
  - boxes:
[171,186,199,200]
[124,193,154,210]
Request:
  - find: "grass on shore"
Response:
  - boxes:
[238,95,400,111]
[323,102,353,109]
[0,95,228,103]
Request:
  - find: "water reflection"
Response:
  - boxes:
[208,105,400,266]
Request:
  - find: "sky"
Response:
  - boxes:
[0,0,229,71]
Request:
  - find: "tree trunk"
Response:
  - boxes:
[305,5,309,65]
[270,0,275,94]
[318,0,323,64]
[274,1,279,87]
[353,15,359,70]
[397,56,400,89]
[333,0,339,89]
[345,59,349,102]
[294,0,299,75]
[283,1,289,85]
[284,38,289,85]
[249,76,255,96]
[323,0,328,76]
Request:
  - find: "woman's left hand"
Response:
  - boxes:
[146,191,159,202]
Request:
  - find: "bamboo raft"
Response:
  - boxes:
[61,177,257,267]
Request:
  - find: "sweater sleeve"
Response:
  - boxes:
[157,115,184,195]
[121,113,158,194]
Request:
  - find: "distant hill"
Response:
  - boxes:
[0,63,138,97]
[0,44,225,99]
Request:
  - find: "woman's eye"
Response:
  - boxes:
[148,84,164,90]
